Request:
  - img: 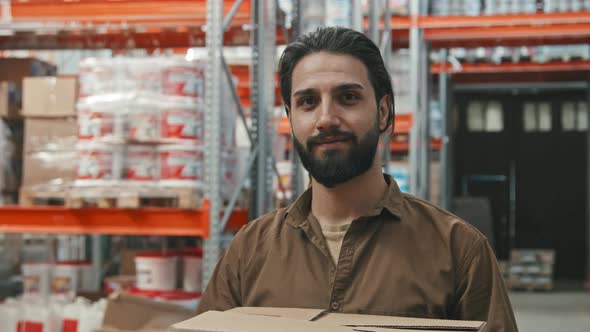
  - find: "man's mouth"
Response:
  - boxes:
[314,136,352,148]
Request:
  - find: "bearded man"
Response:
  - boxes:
[197,27,518,332]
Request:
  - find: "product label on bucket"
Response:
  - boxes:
[162,66,205,101]
[128,112,160,141]
[162,109,203,142]
[23,275,41,294]
[126,150,158,181]
[78,110,115,140]
[52,276,73,294]
[160,150,203,181]
[78,150,115,180]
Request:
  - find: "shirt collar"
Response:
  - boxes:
[284,174,403,228]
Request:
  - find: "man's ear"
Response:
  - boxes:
[378,94,391,132]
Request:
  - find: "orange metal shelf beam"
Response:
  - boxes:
[6,0,251,26]
[432,60,590,74]
[0,206,248,236]
[418,12,590,47]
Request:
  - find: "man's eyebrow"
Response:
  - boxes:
[293,88,317,98]
[332,83,364,93]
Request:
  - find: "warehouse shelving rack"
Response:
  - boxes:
[0,0,590,290]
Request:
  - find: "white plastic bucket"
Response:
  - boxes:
[22,263,51,300]
[77,109,122,142]
[161,60,205,101]
[125,145,158,183]
[0,301,21,332]
[77,299,106,332]
[51,262,79,300]
[76,143,124,186]
[127,108,161,142]
[182,248,203,293]
[160,106,203,143]
[135,252,178,291]
[158,144,203,187]
[20,301,57,332]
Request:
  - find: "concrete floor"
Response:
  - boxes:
[510,291,590,332]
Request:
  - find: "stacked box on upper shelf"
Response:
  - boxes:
[508,249,555,291]
[19,76,78,206]
[0,58,58,205]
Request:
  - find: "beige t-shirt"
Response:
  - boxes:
[320,222,351,265]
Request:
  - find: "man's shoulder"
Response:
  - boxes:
[400,193,487,244]
[233,207,289,241]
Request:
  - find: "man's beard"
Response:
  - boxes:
[293,123,380,188]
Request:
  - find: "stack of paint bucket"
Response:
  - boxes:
[76,57,237,198]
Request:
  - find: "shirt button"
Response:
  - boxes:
[331,302,340,310]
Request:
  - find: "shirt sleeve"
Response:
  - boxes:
[453,238,519,332]
[195,229,243,315]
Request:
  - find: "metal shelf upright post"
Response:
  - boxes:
[408,0,431,198]
[203,0,225,286]
[249,0,276,218]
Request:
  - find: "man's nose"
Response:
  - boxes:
[316,98,341,131]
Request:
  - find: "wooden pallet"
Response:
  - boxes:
[19,187,72,207]
[20,186,203,209]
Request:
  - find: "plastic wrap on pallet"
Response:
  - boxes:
[75,56,237,199]
[22,150,78,189]
[21,117,77,191]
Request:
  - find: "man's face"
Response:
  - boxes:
[288,52,389,188]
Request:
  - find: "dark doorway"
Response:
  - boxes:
[453,90,588,280]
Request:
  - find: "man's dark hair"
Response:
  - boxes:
[278,26,395,133]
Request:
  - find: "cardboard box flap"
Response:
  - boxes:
[317,313,485,331]
[102,292,195,331]
[227,307,326,321]
[171,311,353,332]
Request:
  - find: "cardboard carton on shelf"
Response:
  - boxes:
[96,292,195,332]
[20,118,78,190]
[171,307,487,332]
[22,76,78,117]
[24,118,77,153]
[0,82,21,118]
[0,58,56,88]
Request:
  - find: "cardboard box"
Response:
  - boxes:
[21,150,77,187]
[98,292,195,332]
[0,82,21,117]
[22,77,78,117]
[0,58,56,88]
[24,118,77,153]
[171,307,487,332]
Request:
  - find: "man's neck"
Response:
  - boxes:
[311,164,388,225]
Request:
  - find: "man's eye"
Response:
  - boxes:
[341,93,359,104]
[298,96,317,107]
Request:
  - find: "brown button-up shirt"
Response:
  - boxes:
[197,175,518,332]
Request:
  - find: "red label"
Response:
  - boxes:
[126,151,158,181]
[77,110,115,140]
[161,109,203,142]
[162,66,205,100]
[18,321,44,332]
[77,150,114,180]
[62,319,78,332]
[159,150,203,181]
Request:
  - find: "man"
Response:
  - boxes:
[197,27,518,332]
